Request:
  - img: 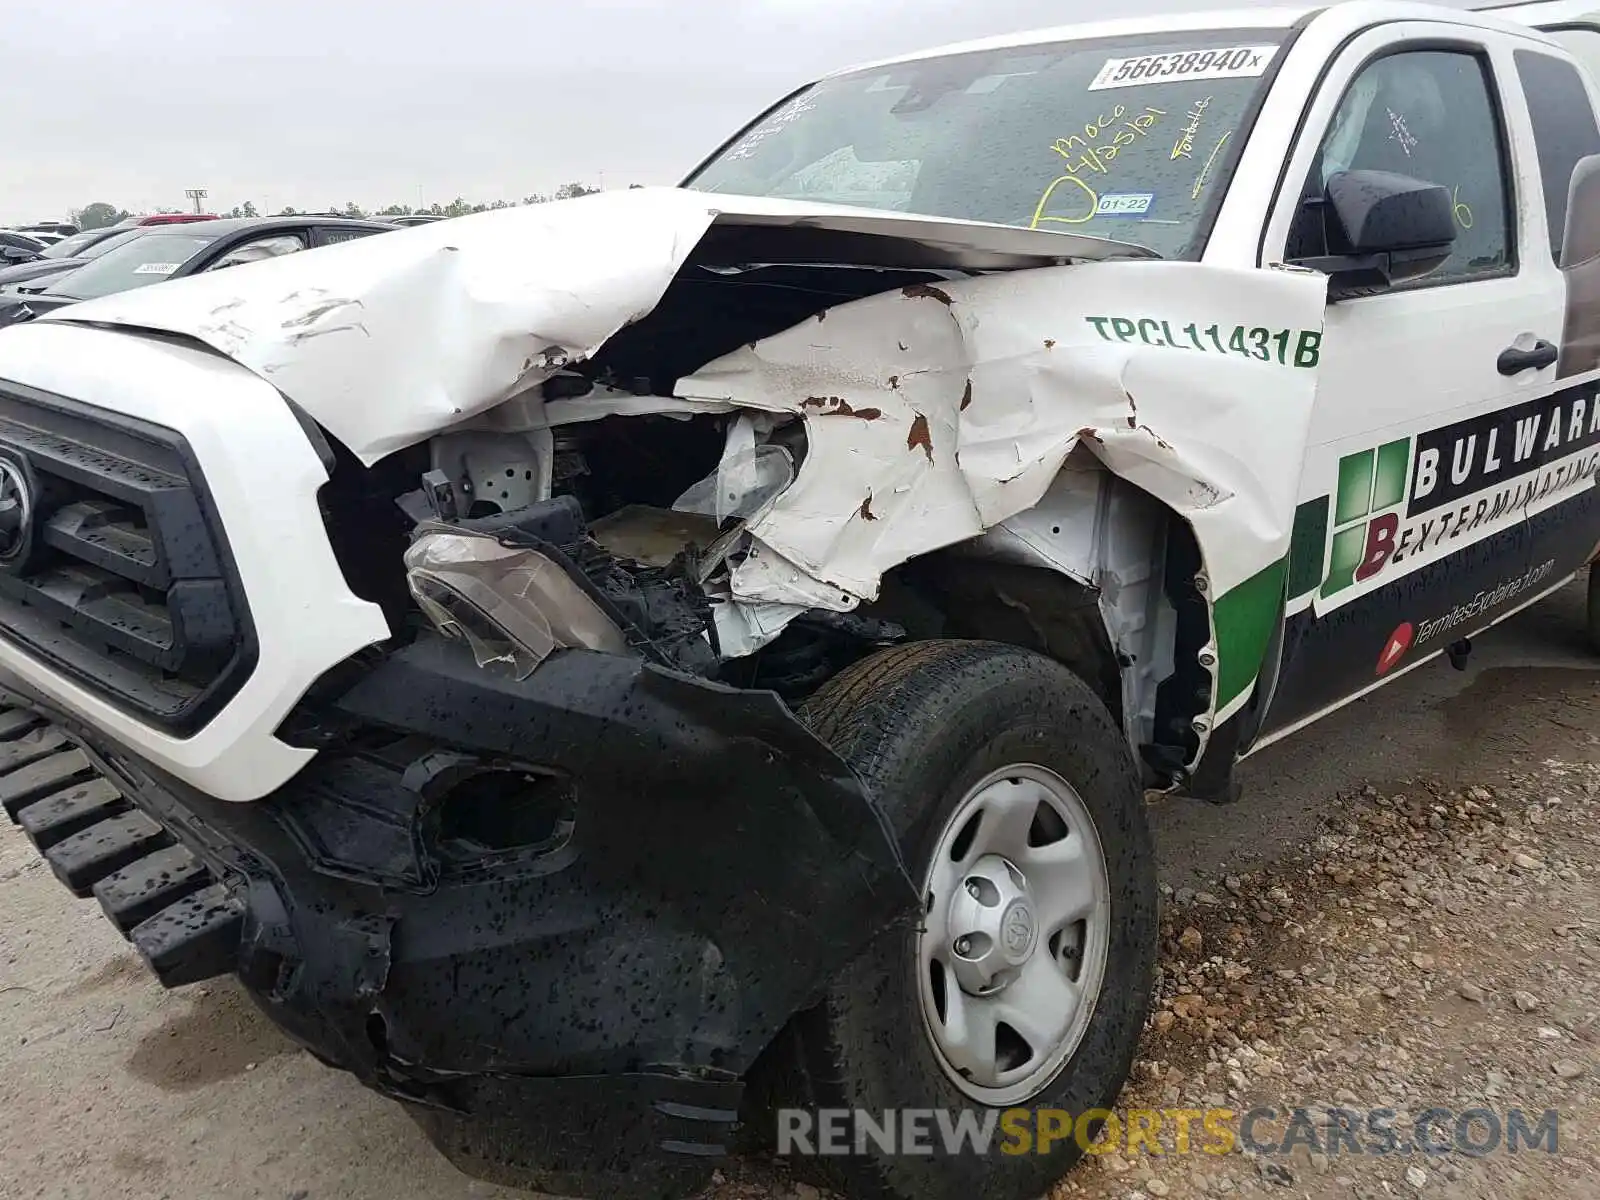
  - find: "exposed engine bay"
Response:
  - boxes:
[313,253,1202,784]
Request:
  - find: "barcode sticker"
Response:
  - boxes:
[1088,46,1277,91]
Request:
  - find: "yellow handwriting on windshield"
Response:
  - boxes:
[1030,106,1168,229]
[1170,96,1212,160]
[1190,130,1232,200]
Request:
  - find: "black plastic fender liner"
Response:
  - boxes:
[323,637,918,1071]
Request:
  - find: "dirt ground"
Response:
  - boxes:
[4,581,1600,1200]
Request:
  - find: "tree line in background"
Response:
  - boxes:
[71,183,609,230]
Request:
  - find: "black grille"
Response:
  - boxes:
[0,379,256,733]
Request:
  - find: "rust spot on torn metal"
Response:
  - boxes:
[1138,424,1174,451]
[1045,339,1057,349]
[1125,390,1139,429]
[959,380,973,412]
[803,397,882,420]
[901,283,953,306]
[1076,426,1103,444]
[907,412,934,461]
[859,495,878,521]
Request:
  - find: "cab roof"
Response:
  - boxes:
[827,1,1577,78]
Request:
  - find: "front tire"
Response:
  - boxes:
[781,640,1156,1200]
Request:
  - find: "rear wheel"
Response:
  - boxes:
[778,640,1156,1200]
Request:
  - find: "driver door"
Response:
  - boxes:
[1252,25,1569,741]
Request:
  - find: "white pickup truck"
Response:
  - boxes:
[1,2,1599,1198]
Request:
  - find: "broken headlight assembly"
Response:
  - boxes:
[405,524,631,679]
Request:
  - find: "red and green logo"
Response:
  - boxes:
[1322,439,1412,596]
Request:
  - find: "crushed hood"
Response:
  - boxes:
[40,186,1151,464]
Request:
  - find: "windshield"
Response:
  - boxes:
[41,229,111,259]
[42,231,93,259]
[78,230,142,260]
[48,232,216,300]
[687,31,1287,259]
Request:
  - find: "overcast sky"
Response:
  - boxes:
[2,0,1466,220]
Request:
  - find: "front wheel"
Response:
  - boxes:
[779,640,1157,1200]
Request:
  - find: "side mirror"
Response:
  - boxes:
[0,247,35,264]
[1291,169,1456,300]
[1557,155,1600,378]
[1561,154,1600,270]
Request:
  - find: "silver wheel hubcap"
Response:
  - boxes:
[917,764,1111,1105]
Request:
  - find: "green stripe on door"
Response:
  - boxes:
[1286,496,1330,600]
[1213,559,1288,709]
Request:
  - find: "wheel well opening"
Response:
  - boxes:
[896,555,1125,726]
[1141,515,1210,783]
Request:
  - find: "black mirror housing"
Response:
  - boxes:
[1326,169,1456,254]
[1289,169,1458,299]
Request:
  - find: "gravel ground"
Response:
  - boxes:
[1058,699,1600,1200]
[3,581,1598,1200]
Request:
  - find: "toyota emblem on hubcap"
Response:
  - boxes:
[0,458,34,562]
[1001,901,1036,961]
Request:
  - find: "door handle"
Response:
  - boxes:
[1497,339,1559,375]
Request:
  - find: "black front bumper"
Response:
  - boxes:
[0,638,913,1198]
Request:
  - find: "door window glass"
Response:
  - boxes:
[206,233,306,271]
[1514,48,1600,262]
[1286,50,1512,284]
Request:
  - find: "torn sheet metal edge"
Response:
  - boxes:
[38,187,1147,466]
[677,259,1328,727]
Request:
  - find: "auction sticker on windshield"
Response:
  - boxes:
[1095,192,1154,216]
[1089,46,1277,91]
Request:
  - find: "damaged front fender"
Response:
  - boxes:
[680,260,1329,722]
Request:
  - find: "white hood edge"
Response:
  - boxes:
[37,186,1151,465]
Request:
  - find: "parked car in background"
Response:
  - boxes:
[0,231,48,263]
[112,213,220,228]
[387,214,444,225]
[38,227,133,259]
[0,227,150,289]
[16,221,77,238]
[0,216,397,327]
